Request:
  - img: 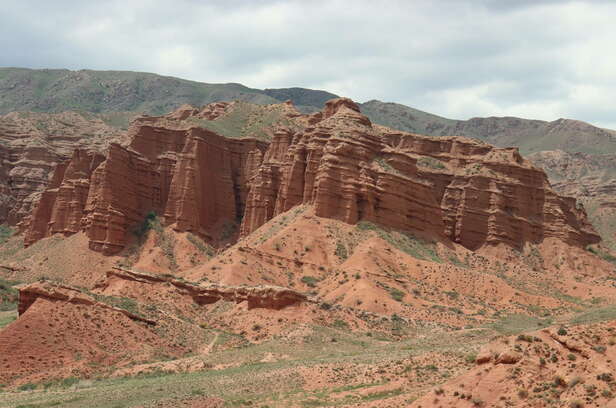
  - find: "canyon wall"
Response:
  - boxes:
[240,98,599,250]
[23,99,599,253]
[0,111,123,225]
[25,107,269,253]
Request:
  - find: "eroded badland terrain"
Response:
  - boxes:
[1,70,616,408]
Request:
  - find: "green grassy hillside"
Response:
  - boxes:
[0,68,334,116]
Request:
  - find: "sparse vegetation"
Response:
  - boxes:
[356,221,441,262]
[388,288,406,302]
[417,156,446,170]
[335,241,348,260]
[300,276,319,288]
[0,277,19,312]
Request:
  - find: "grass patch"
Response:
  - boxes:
[0,225,13,244]
[356,221,441,262]
[569,305,616,326]
[335,242,348,260]
[0,311,17,329]
[389,288,405,302]
[301,276,320,288]
[417,156,445,170]
[486,314,553,335]
[0,277,19,312]
[186,233,214,258]
[587,245,616,265]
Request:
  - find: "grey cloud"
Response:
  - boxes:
[0,0,615,128]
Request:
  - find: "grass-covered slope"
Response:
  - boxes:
[360,100,616,155]
[0,67,336,116]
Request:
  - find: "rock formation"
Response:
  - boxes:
[0,111,123,225]
[24,103,278,253]
[529,150,616,249]
[23,98,599,253]
[241,98,599,251]
[98,267,308,310]
[17,280,155,324]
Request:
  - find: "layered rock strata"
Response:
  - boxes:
[18,281,155,324]
[24,99,599,253]
[241,98,599,250]
[0,111,123,225]
[25,104,273,253]
[98,267,308,310]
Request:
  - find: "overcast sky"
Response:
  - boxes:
[1,0,615,128]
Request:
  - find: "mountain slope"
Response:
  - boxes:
[360,100,616,155]
[0,67,336,115]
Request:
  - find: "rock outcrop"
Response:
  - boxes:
[24,103,282,253]
[17,280,155,324]
[23,99,599,253]
[529,150,616,249]
[23,150,105,246]
[241,98,599,251]
[99,267,308,310]
[0,111,124,225]
[410,322,616,407]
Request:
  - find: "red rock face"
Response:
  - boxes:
[25,109,269,253]
[23,150,105,246]
[241,98,599,251]
[0,111,124,226]
[23,99,599,253]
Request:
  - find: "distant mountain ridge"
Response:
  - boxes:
[0,67,335,116]
[361,100,616,155]
[3,67,616,156]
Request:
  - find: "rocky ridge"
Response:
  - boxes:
[529,150,616,250]
[23,98,599,254]
[0,111,124,226]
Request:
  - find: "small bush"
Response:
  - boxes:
[134,211,157,237]
[593,345,607,354]
[597,372,614,382]
[301,276,319,288]
[471,397,484,407]
[335,242,348,260]
[554,375,567,387]
[557,327,568,336]
[17,383,37,391]
[332,319,348,329]
[389,288,405,302]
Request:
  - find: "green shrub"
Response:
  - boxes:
[301,276,319,288]
[134,211,157,237]
[389,288,405,302]
[18,383,37,391]
[335,242,348,260]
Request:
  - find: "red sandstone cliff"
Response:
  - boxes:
[0,111,124,226]
[25,103,275,253]
[23,99,599,253]
[240,98,599,250]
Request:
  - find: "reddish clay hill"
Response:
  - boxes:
[22,98,598,255]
